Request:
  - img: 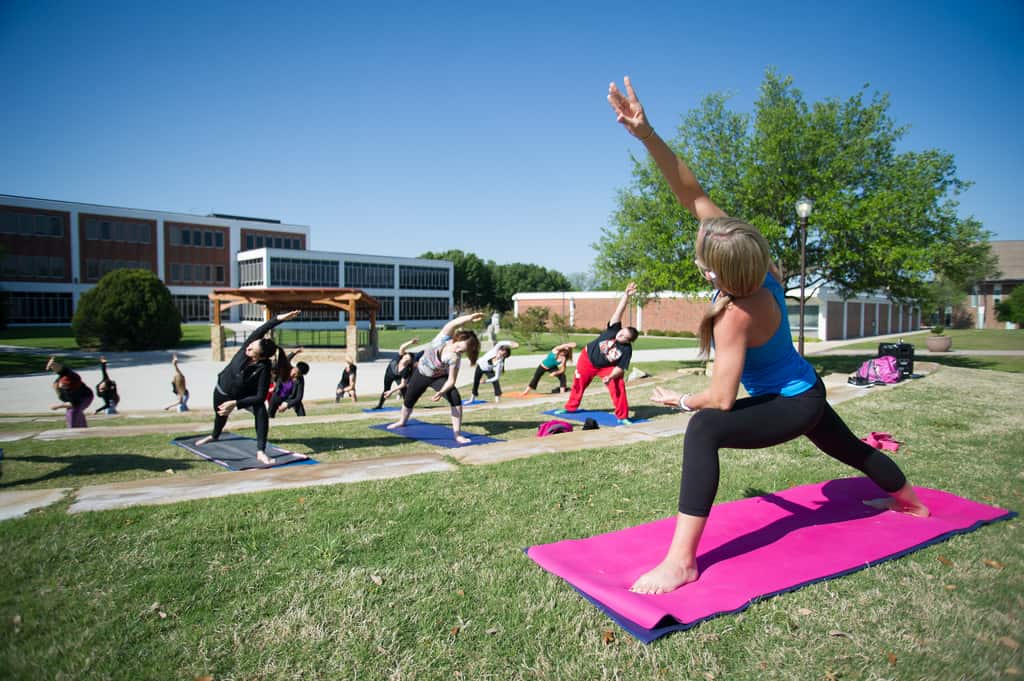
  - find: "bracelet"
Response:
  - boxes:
[637,126,655,141]
[678,393,696,412]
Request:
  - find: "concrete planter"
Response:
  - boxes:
[925,334,953,352]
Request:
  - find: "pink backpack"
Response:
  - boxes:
[537,420,573,437]
[856,355,902,384]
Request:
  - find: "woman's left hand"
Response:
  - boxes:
[651,386,682,407]
[217,400,237,416]
[277,310,301,322]
[430,391,444,402]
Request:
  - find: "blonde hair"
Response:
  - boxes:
[695,217,773,357]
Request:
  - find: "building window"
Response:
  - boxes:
[172,295,211,322]
[0,209,65,238]
[215,265,225,283]
[345,261,394,289]
[246,235,254,250]
[399,265,449,290]
[215,232,224,248]
[268,257,339,287]
[399,296,449,320]
[6,291,73,323]
[239,258,265,287]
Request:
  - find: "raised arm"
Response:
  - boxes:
[244,309,302,345]
[398,337,421,355]
[609,282,638,326]
[608,77,728,222]
[440,313,484,338]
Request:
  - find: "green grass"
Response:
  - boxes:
[0,365,1021,680]
[840,328,1024,352]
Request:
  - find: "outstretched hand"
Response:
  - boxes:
[278,309,302,322]
[625,281,638,297]
[608,76,653,139]
[651,386,682,407]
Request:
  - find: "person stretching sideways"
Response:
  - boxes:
[94,356,120,415]
[163,354,190,412]
[387,312,483,444]
[196,310,301,465]
[608,76,929,595]
[522,342,576,395]
[470,340,518,403]
[374,337,421,410]
[46,356,94,428]
[556,282,639,425]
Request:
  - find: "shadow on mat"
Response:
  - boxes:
[696,478,887,574]
[272,435,408,453]
[0,453,194,488]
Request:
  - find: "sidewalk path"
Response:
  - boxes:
[0,363,939,520]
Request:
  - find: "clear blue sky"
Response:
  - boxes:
[1,0,1021,277]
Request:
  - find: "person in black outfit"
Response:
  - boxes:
[45,356,94,428]
[269,360,310,417]
[94,356,120,415]
[373,337,421,409]
[196,310,300,464]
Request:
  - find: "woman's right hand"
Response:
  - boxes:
[277,310,301,322]
[608,77,653,140]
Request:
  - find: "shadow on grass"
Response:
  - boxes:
[0,453,194,488]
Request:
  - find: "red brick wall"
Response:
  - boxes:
[0,205,72,282]
[827,302,845,339]
[78,213,158,283]
[863,304,878,337]
[517,295,707,334]
[164,221,231,285]
[877,304,890,335]
[845,302,862,338]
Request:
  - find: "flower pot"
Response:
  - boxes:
[925,335,953,352]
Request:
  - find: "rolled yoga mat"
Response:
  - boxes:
[526,477,1015,643]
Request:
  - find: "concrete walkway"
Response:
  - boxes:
[0,359,938,521]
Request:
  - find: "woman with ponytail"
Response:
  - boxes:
[608,76,929,594]
[196,309,301,464]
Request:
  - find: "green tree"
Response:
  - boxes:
[996,286,1024,326]
[594,69,996,306]
[420,249,494,311]
[73,269,181,350]
[491,262,571,313]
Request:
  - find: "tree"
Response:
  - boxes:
[491,262,571,313]
[419,249,494,311]
[594,69,997,306]
[996,286,1024,326]
[73,269,181,350]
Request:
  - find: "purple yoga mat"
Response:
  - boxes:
[527,478,1014,642]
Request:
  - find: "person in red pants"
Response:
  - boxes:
[556,282,639,424]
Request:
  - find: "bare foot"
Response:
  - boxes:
[629,561,700,595]
[256,450,275,465]
[386,421,407,430]
[863,497,930,517]
[454,434,471,444]
[195,435,216,447]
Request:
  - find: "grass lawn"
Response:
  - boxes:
[839,328,1024,352]
[0,364,1021,680]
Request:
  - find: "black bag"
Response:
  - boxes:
[878,341,914,378]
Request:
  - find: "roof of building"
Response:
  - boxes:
[991,240,1024,281]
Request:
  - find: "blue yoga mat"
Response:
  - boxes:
[369,419,503,448]
[363,406,401,413]
[461,397,488,406]
[542,409,647,427]
[172,433,317,471]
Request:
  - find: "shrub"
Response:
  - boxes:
[73,269,181,350]
[996,286,1024,326]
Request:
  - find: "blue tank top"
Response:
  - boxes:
[738,272,817,397]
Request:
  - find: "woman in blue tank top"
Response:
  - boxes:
[608,76,929,595]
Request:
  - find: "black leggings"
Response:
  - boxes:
[528,365,566,390]
[212,389,270,451]
[403,370,461,408]
[472,366,502,397]
[375,366,405,409]
[268,393,305,418]
[679,378,906,517]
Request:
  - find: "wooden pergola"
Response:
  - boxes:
[207,288,380,361]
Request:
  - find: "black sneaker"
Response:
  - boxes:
[847,375,872,388]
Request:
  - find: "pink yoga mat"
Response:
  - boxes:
[527,478,1013,641]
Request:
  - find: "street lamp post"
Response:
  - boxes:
[795,197,814,356]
